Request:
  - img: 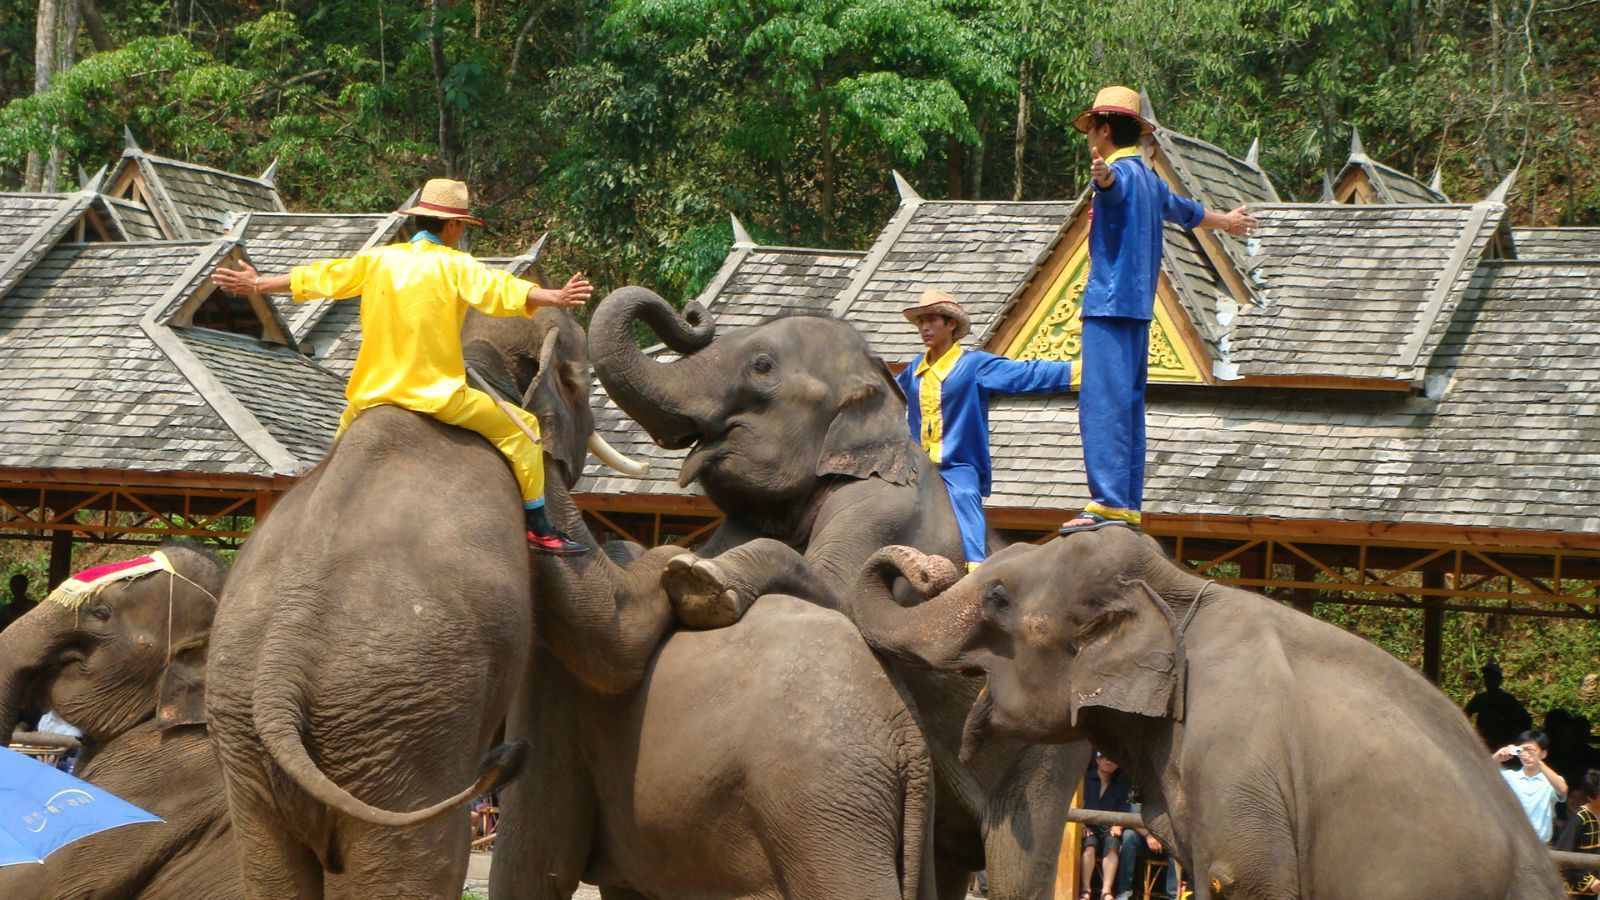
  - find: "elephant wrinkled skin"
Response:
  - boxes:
[855,529,1566,899]
[0,542,240,899]
[207,310,593,899]
[588,288,1084,899]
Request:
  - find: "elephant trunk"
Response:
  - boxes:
[0,602,71,744]
[590,286,721,449]
[852,546,980,671]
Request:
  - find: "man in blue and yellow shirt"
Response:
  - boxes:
[212,178,593,555]
[1060,86,1256,534]
[896,291,1074,568]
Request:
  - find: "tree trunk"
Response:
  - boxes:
[1013,47,1031,199]
[80,0,111,52]
[819,100,835,243]
[25,0,64,191]
[429,0,457,177]
[946,136,964,199]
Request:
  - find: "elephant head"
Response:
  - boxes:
[0,542,227,745]
[590,287,913,529]
[462,308,643,491]
[853,528,1189,758]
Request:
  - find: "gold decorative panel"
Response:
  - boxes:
[1002,237,1206,383]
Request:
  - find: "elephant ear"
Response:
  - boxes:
[817,357,917,486]
[155,637,208,731]
[1068,577,1187,725]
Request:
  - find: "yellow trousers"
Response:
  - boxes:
[338,388,545,502]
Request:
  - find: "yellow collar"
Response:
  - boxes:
[915,344,965,379]
[1105,146,1141,165]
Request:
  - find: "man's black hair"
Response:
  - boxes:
[413,215,449,234]
[1581,768,1600,801]
[1093,112,1143,149]
[1516,729,1550,751]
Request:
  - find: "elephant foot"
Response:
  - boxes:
[663,553,748,629]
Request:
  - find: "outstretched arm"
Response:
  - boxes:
[1198,204,1256,237]
[975,352,1074,396]
[211,259,291,296]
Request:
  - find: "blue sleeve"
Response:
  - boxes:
[895,361,915,398]
[973,351,1073,396]
[1093,158,1136,206]
[1162,186,1206,230]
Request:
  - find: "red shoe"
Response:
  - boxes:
[526,530,589,556]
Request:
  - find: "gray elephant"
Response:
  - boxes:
[207,308,640,899]
[853,529,1567,899]
[0,542,242,899]
[589,288,1084,899]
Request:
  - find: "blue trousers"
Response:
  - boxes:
[1079,316,1149,524]
[939,463,988,566]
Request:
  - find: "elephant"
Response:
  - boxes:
[852,528,1568,899]
[499,590,936,898]
[206,307,642,899]
[0,542,242,899]
[588,287,1085,899]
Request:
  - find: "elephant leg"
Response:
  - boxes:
[664,538,843,628]
[224,789,324,900]
[979,744,1083,900]
[933,861,976,900]
[334,815,470,900]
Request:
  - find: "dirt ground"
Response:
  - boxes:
[464,851,986,897]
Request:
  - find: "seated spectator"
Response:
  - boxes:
[1080,751,1138,900]
[1495,729,1569,842]
[1559,769,1600,895]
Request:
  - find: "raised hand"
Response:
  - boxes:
[556,272,593,308]
[1222,204,1258,238]
[212,259,259,295]
[1090,146,1113,188]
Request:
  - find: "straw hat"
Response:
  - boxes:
[901,289,971,340]
[396,178,485,226]
[1071,85,1154,135]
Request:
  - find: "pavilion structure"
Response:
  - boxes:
[2,109,1598,671]
[582,98,1600,684]
[0,132,547,584]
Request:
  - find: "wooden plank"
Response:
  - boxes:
[1225,374,1414,392]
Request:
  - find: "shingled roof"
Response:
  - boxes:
[1330,130,1448,205]
[1513,228,1600,260]
[693,220,864,330]
[588,258,1600,534]
[826,182,1078,362]
[0,240,341,476]
[238,211,405,335]
[105,142,284,240]
[1225,201,1508,382]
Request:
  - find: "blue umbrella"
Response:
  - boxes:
[0,746,162,867]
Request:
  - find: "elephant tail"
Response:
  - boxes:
[252,630,527,827]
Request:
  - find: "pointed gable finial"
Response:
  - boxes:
[259,158,279,185]
[891,170,921,202]
[223,211,248,240]
[400,185,422,212]
[123,125,141,151]
[1245,137,1261,168]
[1429,165,1444,194]
[1139,90,1159,129]
[77,165,91,188]
[730,213,754,247]
[527,231,548,260]
[1320,172,1335,202]
[1486,166,1518,204]
[1348,127,1367,161]
[82,165,107,192]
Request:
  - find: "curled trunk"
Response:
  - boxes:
[589,287,720,448]
[0,603,70,743]
[852,546,980,671]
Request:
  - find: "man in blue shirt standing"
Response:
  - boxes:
[1060,86,1256,534]
[897,290,1074,569]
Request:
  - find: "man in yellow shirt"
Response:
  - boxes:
[211,178,593,555]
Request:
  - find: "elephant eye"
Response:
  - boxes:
[981,583,1010,617]
[86,606,111,622]
[751,353,775,375]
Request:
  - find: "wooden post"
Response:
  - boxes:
[1422,570,1445,684]
[1291,561,1316,616]
[1053,777,1085,899]
[47,529,73,588]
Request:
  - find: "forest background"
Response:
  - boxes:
[1,0,1597,725]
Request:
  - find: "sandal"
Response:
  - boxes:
[1059,511,1134,535]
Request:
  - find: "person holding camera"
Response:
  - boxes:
[1494,729,1569,841]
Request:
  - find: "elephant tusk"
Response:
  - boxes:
[588,431,649,477]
